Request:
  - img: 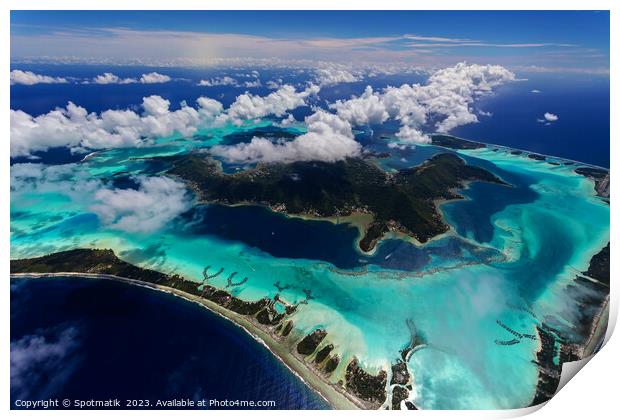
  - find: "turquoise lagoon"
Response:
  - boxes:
[10,124,609,410]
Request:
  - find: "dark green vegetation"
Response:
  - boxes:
[567,242,610,345]
[528,153,546,161]
[324,355,340,374]
[575,166,610,199]
[345,359,388,410]
[389,360,413,410]
[585,243,610,286]
[531,325,567,406]
[10,249,272,316]
[159,152,506,252]
[575,166,609,178]
[297,329,327,356]
[315,344,335,364]
[11,249,174,283]
[391,386,410,410]
[431,134,485,149]
[390,361,410,386]
[532,242,610,405]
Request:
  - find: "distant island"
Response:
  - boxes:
[156,152,507,252]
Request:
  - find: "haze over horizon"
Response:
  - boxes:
[10,10,610,74]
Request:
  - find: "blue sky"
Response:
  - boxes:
[11,10,609,73]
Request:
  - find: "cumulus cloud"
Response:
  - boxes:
[90,176,192,233]
[395,125,432,144]
[538,112,559,124]
[10,70,68,85]
[10,95,224,157]
[198,76,239,87]
[212,109,361,163]
[531,89,542,94]
[225,84,319,125]
[329,62,515,144]
[10,83,314,157]
[314,65,361,86]
[330,86,388,126]
[139,72,171,84]
[544,112,559,122]
[92,72,137,84]
[196,97,224,116]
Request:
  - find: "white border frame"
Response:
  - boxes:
[2,2,616,419]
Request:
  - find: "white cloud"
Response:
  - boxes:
[11,83,316,157]
[12,70,171,85]
[278,114,297,127]
[92,72,137,84]
[211,109,361,163]
[544,112,559,122]
[11,163,101,206]
[11,95,224,157]
[10,70,68,85]
[199,76,261,88]
[196,97,224,116]
[243,79,262,88]
[395,125,431,144]
[139,72,171,84]
[11,163,191,234]
[314,65,361,86]
[330,86,388,126]
[198,76,239,86]
[531,89,542,94]
[90,176,191,233]
[10,63,514,161]
[225,84,319,125]
[328,62,515,144]
[387,142,409,150]
[142,95,171,116]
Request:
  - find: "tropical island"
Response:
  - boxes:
[156,152,507,252]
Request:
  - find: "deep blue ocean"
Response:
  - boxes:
[10,277,329,409]
[453,73,609,168]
